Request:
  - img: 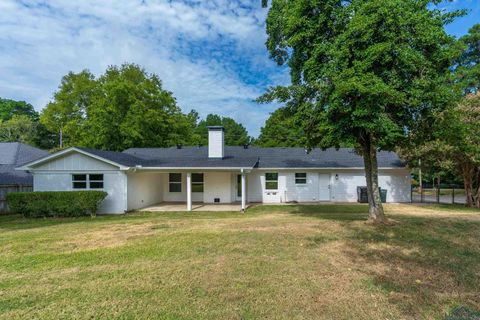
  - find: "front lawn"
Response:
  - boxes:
[0,204,479,319]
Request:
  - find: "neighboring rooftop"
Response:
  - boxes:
[0,142,49,185]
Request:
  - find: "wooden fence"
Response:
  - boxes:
[0,185,33,213]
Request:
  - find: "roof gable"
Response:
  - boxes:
[18,147,133,170]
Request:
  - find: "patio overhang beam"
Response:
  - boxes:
[131,167,254,172]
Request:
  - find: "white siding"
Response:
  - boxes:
[33,171,127,214]
[330,169,411,203]
[32,152,118,171]
[247,170,287,203]
[378,170,411,203]
[330,171,365,202]
[285,171,320,202]
[247,169,411,204]
[127,172,163,211]
[204,172,231,203]
[247,171,262,202]
[31,152,127,214]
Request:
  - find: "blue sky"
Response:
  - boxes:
[0,1,478,137]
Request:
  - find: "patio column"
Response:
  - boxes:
[241,172,246,212]
[186,172,192,211]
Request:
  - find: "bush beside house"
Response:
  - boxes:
[7,191,107,217]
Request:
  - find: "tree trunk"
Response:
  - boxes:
[59,128,63,149]
[362,137,386,223]
[462,163,474,207]
[474,167,480,208]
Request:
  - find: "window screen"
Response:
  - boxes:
[72,174,103,189]
[265,172,278,190]
[89,174,104,189]
[72,174,87,189]
[295,173,307,184]
[169,173,182,192]
[192,173,204,193]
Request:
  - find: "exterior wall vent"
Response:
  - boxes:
[214,198,220,203]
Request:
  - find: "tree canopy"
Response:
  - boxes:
[255,107,305,147]
[40,63,197,151]
[0,115,36,145]
[0,98,38,121]
[194,114,251,146]
[0,98,56,149]
[400,24,480,207]
[455,24,480,94]
[261,0,462,222]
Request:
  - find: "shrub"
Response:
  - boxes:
[7,191,108,218]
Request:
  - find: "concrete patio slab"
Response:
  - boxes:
[139,202,247,212]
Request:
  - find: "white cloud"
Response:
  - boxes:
[0,0,288,136]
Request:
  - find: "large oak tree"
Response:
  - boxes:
[260,0,462,222]
[40,64,197,151]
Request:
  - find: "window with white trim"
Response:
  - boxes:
[295,173,307,184]
[169,173,182,192]
[89,174,104,189]
[265,172,278,190]
[192,173,204,193]
[72,174,104,189]
[72,174,87,189]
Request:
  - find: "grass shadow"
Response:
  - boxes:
[284,204,369,221]
[0,209,259,231]
[339,213,480,316]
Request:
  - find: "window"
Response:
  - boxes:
[192,173,204,193]
[72,174,104,189]
[89,174,104,189]
[265,172,278,190]
[169,173,182,192]
[295,173,307,184]
[72,174,87,189]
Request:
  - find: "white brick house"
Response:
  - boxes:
[18,127,411,214]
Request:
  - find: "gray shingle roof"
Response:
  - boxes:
[122,146,405,169]
[0,142,49,185]
[20,146,405,170]
[76,148,144,167]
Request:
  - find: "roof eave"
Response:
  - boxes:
[16,147,130,171]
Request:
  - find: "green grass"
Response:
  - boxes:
[0,204,479,319]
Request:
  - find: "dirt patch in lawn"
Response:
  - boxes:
[58,222,167,251]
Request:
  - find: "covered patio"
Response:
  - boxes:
[139,202,249,212]
[127,169,251,212]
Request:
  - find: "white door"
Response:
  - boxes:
[319,174,331,201]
